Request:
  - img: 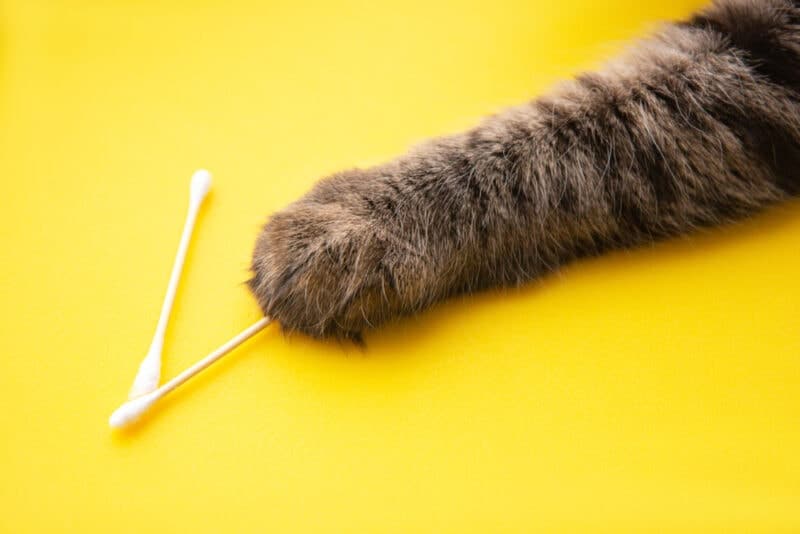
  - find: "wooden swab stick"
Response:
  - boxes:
[129,169,212,399]
[110,317,272,429]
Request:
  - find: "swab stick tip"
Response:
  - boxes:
[128,349,162,399]
[109,391,159,429]
[190,169,212,201]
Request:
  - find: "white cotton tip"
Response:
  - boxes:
[128,363,160,400]
[109,391,160,429]
[128,342,163,399]
[190,169,212,203]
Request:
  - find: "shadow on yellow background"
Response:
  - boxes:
[1,0,798,531]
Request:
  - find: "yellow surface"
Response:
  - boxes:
[1,0,799,531]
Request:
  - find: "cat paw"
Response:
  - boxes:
[248,170,430,339]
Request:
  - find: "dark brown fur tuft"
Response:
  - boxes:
[250,0,800,338]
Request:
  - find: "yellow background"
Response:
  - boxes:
[1,0,799,531]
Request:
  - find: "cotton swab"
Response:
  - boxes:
[110,316,272,428]
[128,169,213,399]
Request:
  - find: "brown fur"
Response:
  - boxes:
[249,0,800,339]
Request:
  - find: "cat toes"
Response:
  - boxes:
[248,198,404,339]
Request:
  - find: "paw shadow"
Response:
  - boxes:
[364,199,800,355]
